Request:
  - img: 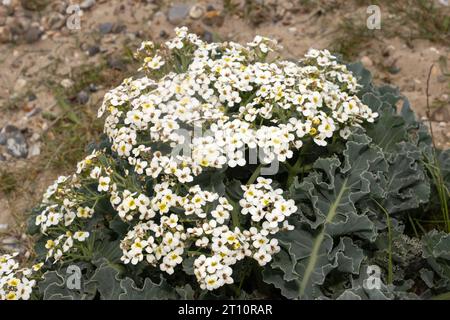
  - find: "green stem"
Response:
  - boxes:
[228,197,241,229]
[373,199,393,285]
[286,155,304,188]
[247,164,262,185]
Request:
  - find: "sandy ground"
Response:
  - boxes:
[0,0,449,239]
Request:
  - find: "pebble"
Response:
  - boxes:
[24,26,42,43]
[98,22,113,34]
[437,75,448,83]
[28,142,41,157]
[61,78,74,89]
[14,78,27,92]
[167,4,190,25]
[87,45,100,56]
[388,66,401,74]
[0,236,21,252]
[203,30,213,43]
[0,8,7,26]
[0,125,28,159]
[26,107,41,118]
[0,224,7,232]
[80,0,96,10]
[361,56,373,68]
[159,30,168,38]
[48,12,65,30]
[20,0,48,11]
[76,90,90,105]
[189,5,204,20]
[107,56,127,71]
[88,83,98,92]
[112,23,126,34]
[0,25,11,43]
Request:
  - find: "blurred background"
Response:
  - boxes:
[0,0,449,255]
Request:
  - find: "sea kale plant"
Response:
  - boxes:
[1,27,449,300]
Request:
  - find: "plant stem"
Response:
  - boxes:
[247,164,262,185]
[286,155,304,188]
[373,199,393,285]
[228,197,241,229]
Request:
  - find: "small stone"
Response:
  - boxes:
[87,45,100,56]
[0,236,21,252]
[14,78,27,93]
[189,5,204,19]
[167,4,190,25]
[98,22,113,34]
[361,56,373,68]
[0,26,11,43]
[61,78,74,89]
[30,132,40,143]
[388,65,401,74]
[288,27,297,33]
[431,107,450,122]
[48,12,65,30]
[1,237,16,245]
[24,26,42,43]
[107,56,127,71]
[26,107,41,118]
[159,30,168,38]
[20,0,48,11]
[7,134,28,158]
[437,75,448,83]
[80,0,96,10]
[429,47,440,55]
[0,224,7,232]
[0,126,28,158]
[28,142,41,157]
[0,8,7,27]
[9,16,31,36]
[76,90,90,105]
[112,23,126,34]
[28,93,37,102]
[49,1,67,13]
[203,30,213,43]
[88,83,98,92]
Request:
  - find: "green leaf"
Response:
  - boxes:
[378,142,430,213]
[365,103,408,152]
[119,276,178,300]
[86,259,124,300]
[39,264,97,300]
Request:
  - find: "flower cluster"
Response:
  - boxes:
[0,253,42,300]
[99,26,378,182]
[119,178,295,290]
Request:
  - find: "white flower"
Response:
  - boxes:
[144,55,165,70]
[73,231,90,242]
[98,176,110,192]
